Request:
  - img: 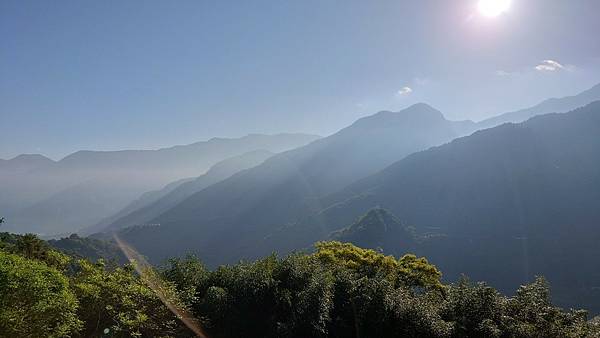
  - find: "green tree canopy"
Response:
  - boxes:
[71,259,188,337]
[1,232,599,337]
[0,251,81,337]
[313,241,443,290]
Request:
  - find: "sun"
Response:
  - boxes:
[478,0,511,17]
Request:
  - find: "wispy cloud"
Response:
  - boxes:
[535,60,565,72]
[495,70,512,76]
[397,86,413,95]
[497,60,574,77]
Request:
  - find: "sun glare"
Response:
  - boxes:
[478,0,511,17]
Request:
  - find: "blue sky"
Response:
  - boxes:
[1,0,600,159]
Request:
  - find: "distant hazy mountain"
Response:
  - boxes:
[8,178,136,236]
[477,82,600,129]
[120,103,477,264]
[287,101,600,313]
[0,154,55,174]
[79,177,195,235]
[87,149,274,234]
[1,133,319,235]
[0,155,56,213]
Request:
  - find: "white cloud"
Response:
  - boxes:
[496,60,575,77]
[397,86,413,95]
[535,60,565,72]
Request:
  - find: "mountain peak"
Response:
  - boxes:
[352,207,404,232]
[385,102,444,119]
[352,103,446,130]
[331,208,415,251]
[404,102,443,114]
[9,154,54,163]
[0,154,55,174]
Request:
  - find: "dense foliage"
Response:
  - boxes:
[48,233,126,264]
[0,232,190,338]
[1,232,599,337]
[0,251,80,337]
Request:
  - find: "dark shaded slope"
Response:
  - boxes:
[319,101,600,236]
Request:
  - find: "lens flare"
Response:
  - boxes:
[113,233,208,338]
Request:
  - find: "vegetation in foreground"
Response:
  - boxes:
[0,230,599,337]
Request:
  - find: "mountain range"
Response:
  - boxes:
[118,83,600,265]
[0,133,319,235]
[12,82,595,239]
[118,103,476,264]
[4,83,600,313]
[122,97,600,313]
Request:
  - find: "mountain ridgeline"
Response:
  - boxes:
[477,82,600,129]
